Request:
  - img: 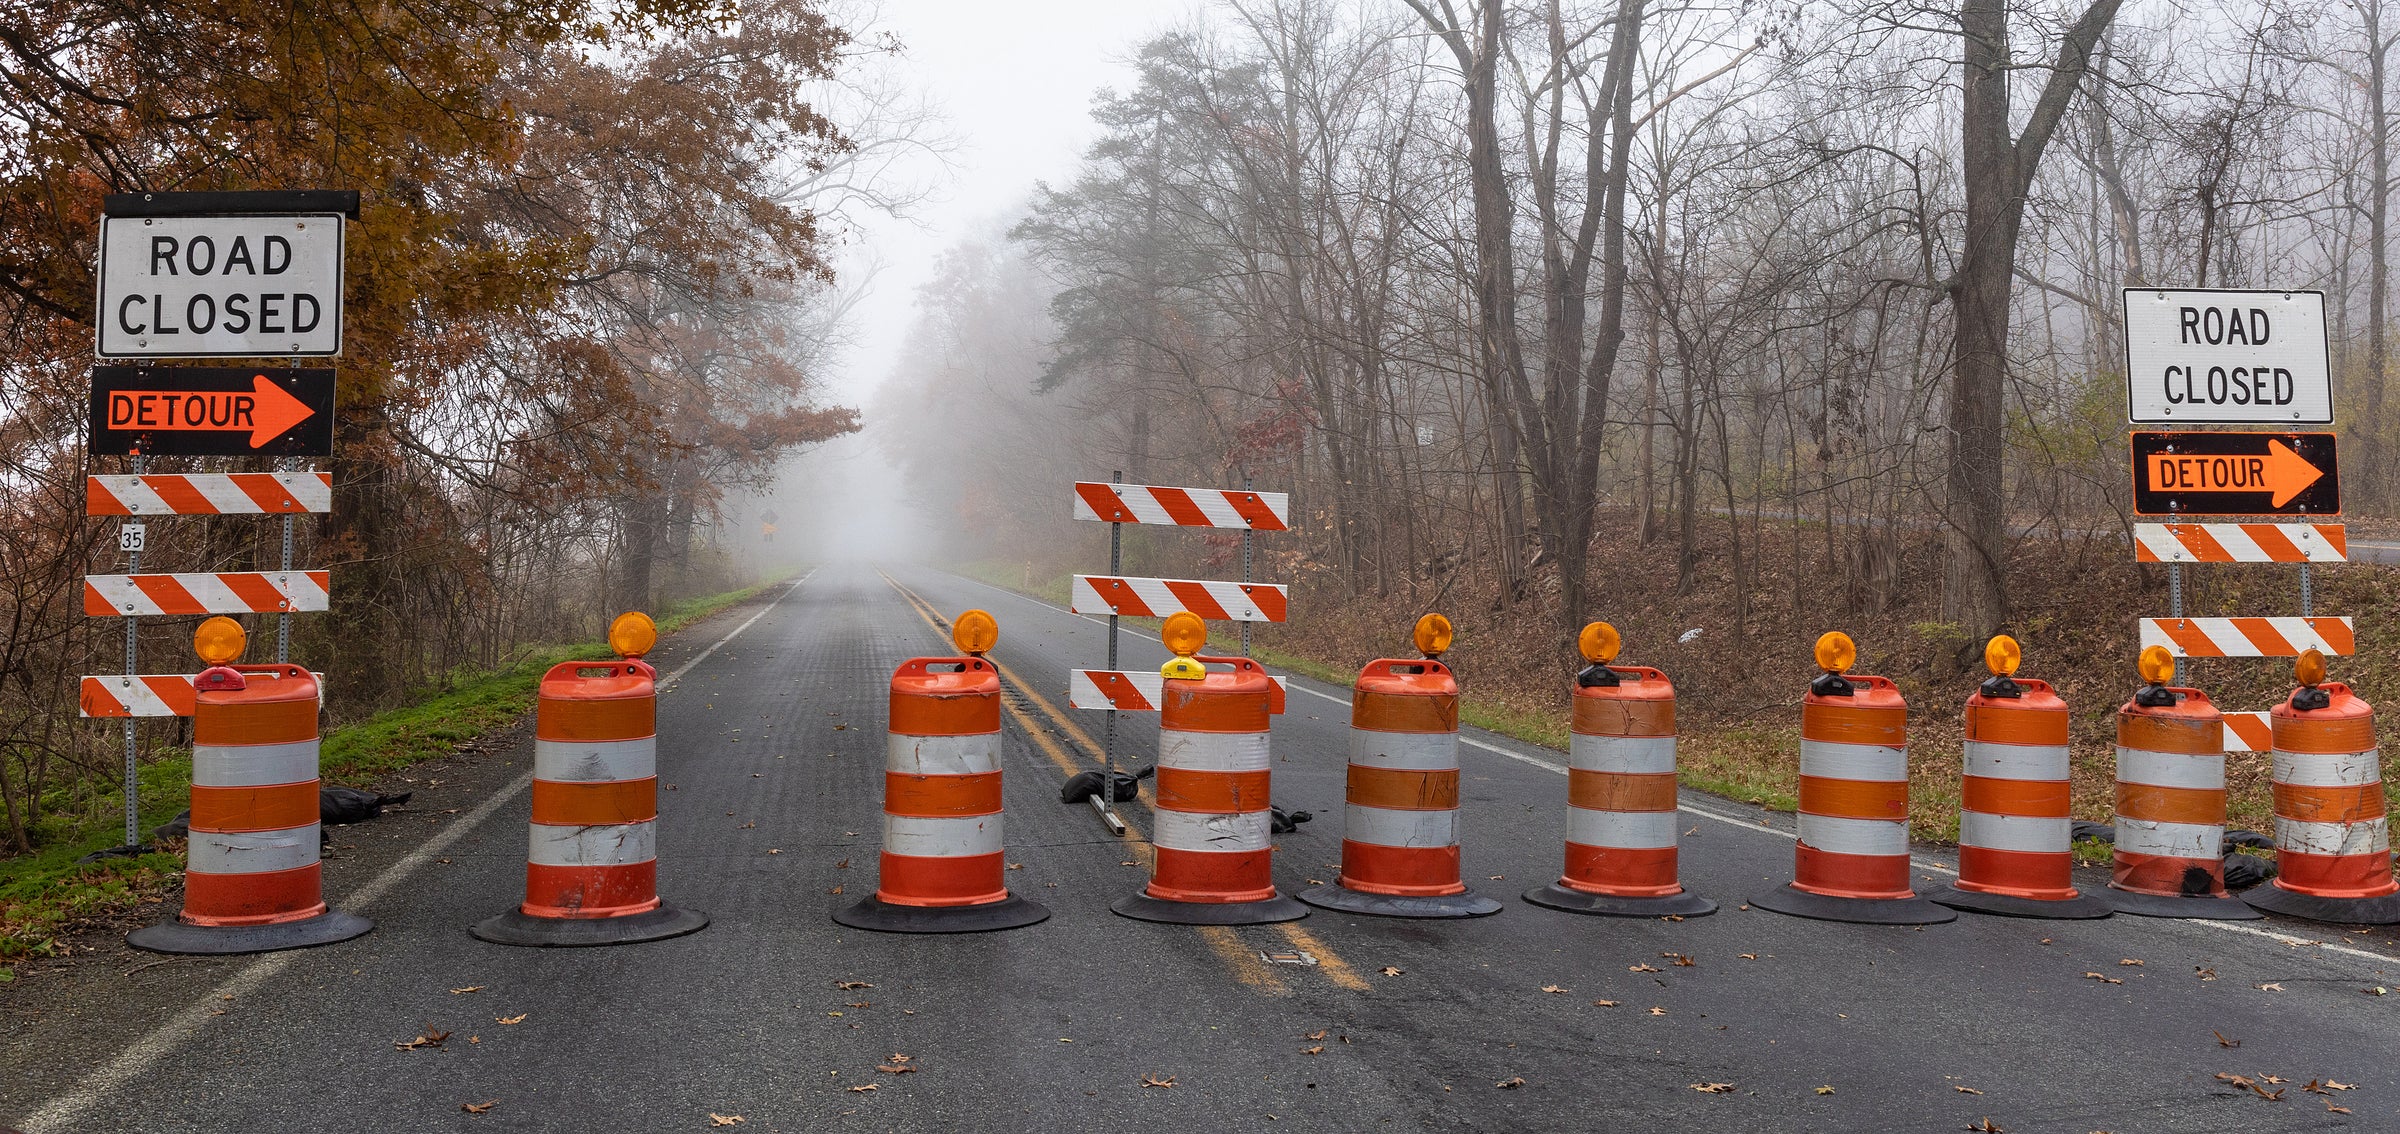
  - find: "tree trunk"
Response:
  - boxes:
[1944,0,2124,635]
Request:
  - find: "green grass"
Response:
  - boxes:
[0,576,787,961]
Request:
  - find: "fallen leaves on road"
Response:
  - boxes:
[1965,1120,2003,1132]
[2215,1072,2284,1100]
[2303,1079,2357,1094]
[1662,952,1696,967]
[1006,862,1023,870]
[1954,1086,1982,1095]
[1647,1007,1667,1017]
[2365,986,2389,996]
[2256,982,2285,992]
[1540,985,1569,994]
[395,1025,452,1051]
[449,986,484,995]
[497,1014,527,1025]
[461,1101,496,1114]
[2214,1031,2241,1051]
[2083,972,2123,984]
[1690,1082,1733,1094]
[835,981,873,990]
[1628,964,1660,973]
[1141,1074,1177,1089]
[1379,966,1403,976]
[1815,1086,1835,1095]
[847,1002,869,1008]
[2119,958,2143,967]
[1305,1029,1328,1040]
[1591,999,1619,1007]
[1739,954,1759,960]
[2328,1103,2354,1114]
[1495,1077,1526,1090]
[846,1083,877,1093]
[2196,967,2217,981]
[828,884,844,895]
[1301,1046,1324,1055]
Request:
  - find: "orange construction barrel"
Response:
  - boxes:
[2244,652,2400,923]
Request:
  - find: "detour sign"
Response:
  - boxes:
[2131,431,2338,516]
[87,366,335,457]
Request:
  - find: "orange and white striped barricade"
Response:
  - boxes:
[835,643,1049,933]
[1116,645,1306,926]
[1932,637,2111,919]
[1526,622,1713,917]
[128,662,371,954]
[474,633,707,946]
[2107,647,2258,920]
[2245,652,2400,923]
[1754,633,1955,925]
[1300,638,1501,918]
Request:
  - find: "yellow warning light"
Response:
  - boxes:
[1161,611,1208,657]
[1813,631,1856,675]
[2295,648,2327,688]
[609,611,658,660]
[952,609,999,656]
[1413,613,1454,658]
[1578,621,1622,665]
[193,616,246,667]
[1984,634,2022,678]
[2137,645,2176,686]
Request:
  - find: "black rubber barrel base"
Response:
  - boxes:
[471,903,709,947]
[2242,884,2400,925]
[1299,884,1503,919]
[1750,884,1957,926]
[1112,891,1309,926]
[2104,886,2260,920]
[127,909,373,956]
[1932,884,2114,920]
[831,894,1050,934]
[1522,882,1718,919]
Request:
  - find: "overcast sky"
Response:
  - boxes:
[823,0,1184,404]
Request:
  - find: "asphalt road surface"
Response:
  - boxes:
[9,562,2400,1133]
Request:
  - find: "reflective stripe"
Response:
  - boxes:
[1158,729,1271,773]
[1795,814,1908,857]
[1343,804,1457,848]
[1961,740,2068,782]
[2116,746,2225,790]
[1568,734,1676,775]
[535,736,656,782]
[1959,811,2070,854]
[187,823,319,874]
[527,821,657,867]
[2114,817,2219,859]
[886,731,1001,776]
[1798,740,1906,782]
[881,813,1003,858]
[2277,818,2391,856]
[191,740,318,787]
[2273,749,2383,788]
[1568,808,1678,850]
[1152,808,1273,853]
[1347,729,1457,771]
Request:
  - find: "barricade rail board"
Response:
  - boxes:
[80,672,327,717]
[2222,711,2274,753]
[1070,669,1288,712]
[1072,481,1290,530]
[1070,575,1288,622]
[84,571,330,616]
[87,472,333,515]
[2132,522,2345,563]
[2140,616,2354,657]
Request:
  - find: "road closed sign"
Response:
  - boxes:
[95,204,345,359]
[2122,288,2330,424]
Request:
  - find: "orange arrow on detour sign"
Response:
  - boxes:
[88,366,335,457]
[2132,431,2338,516]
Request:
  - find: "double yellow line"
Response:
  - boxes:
[875,568,1367,995]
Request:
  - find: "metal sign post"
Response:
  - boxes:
[1095,469,1125,835]
[1240,475,1253,658]
[120,452,145,851]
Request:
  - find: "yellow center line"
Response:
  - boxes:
[878,566,1375,997]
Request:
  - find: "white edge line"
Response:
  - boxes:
[943,569,2400,969]
[18,571,812,1132]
